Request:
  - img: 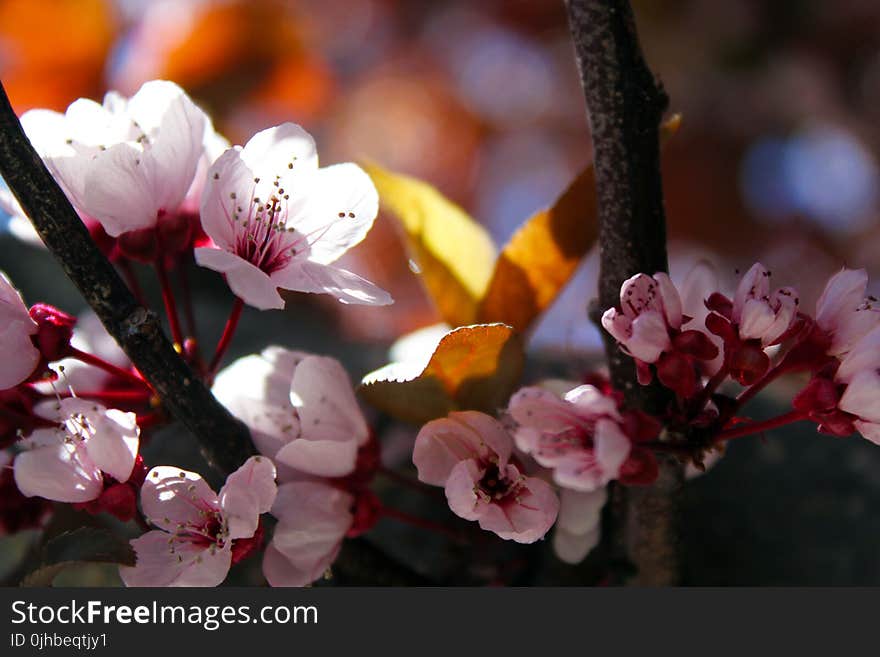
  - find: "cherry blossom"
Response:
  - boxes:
[601,271,718,396]
[20,80,210,239]
[814,268,879,357]
[195,123,392,310]
[509,384,660,492]
[120,456,276,587]
[262,479,354,587]
[794,325,880,444]
[213,347,380,585]
[13,398,139,503]
[413,411,559,543]
[705,263,801,385]
[212,347,370,477]
[0,271,39,390]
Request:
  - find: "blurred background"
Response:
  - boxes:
[1,0,879,584]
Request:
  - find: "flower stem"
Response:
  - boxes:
[118,259,146,305]
[690,364,729,415]
[155,263,184,349]
[381,506,464,542]
[715,409,808,442]
[377,466,445,499]
[208,297,244,375]
[67,347,150,389]
[67,389,153,404]
[735,362,802,411]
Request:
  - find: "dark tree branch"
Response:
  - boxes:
[0,81,428,585]
[565,0,682,585]
[0,81,255,475]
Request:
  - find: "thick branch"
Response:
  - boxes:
[0,81,255,475]
[565,0,681,585]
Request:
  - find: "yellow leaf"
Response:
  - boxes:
[364,163,497,327]
[359,324,524,424]
[476,112,683,332]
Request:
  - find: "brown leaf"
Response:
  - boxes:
[360,324,524,424]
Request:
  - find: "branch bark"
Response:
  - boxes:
[564,0,682,585]
[0,81,256,475]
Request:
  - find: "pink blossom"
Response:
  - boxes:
[413,411,559,543]
[793,326,880,444]
[262,479,354,587]
[601,272,681,363]
[195,123,392,310]
[731,263,799,346]
[212,347,370,477]
[601,270,719,396]
[20,80,211,238]
[509,384,656,492]
[120,456,276,587]
[677,260,724,375]
[213,348,378,586]
[815,268,879,357]
[13,398,139,503]
[0,271,39,390]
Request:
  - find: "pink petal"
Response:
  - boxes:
[284,163,379,266]
[14,441,103,503]
[275,438,360,478]
[854,420,880,446]
[198,147,252,251]
[194,247,285,310]
[594,419,631,476]
[219,456,277,540]
[654,272,683,329]
[263,542,340,588]
[601,307,632,344]
[563,384,622,420]
[140,466,219,534]
[444,459,487,522]
[414,412,510,486]
[291,356,369,447]
[509,386,586,433]
[737,298,776,341]
[733,263,769,323]
[837,325,880,383]
[120,530,232,587]
[477,475,559,544]
[212,347,305,459]
[839,370,880,423]
[268,482,352,579]
[627,311,671,363]
[816,268,867,334]
[85,408,139,484]
[126,80,207,217]
[270,262,392,306]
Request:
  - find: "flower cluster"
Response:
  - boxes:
[3,76,879,588]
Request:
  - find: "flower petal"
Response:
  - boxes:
[140,466,219,534]
[271,261,392,306]
[286,163,379,265]
[195,247,285,310]
[120,530,231,587]
[14,441,103,503]
[219,455,277,540]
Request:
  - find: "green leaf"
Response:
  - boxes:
[21,527,136,587]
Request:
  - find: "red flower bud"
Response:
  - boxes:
[28,303,76,362]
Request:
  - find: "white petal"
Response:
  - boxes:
[14,443,103,503]
[195,247,285,310]
[140,466,219,533]
[85,408,139,483]
[120,531,231,587]
[270,261,392,306]
[219,455,277,540]
[553,526,601,564]
[839,370,880,423]
[286,163,379,265]
[290,355,369,445]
